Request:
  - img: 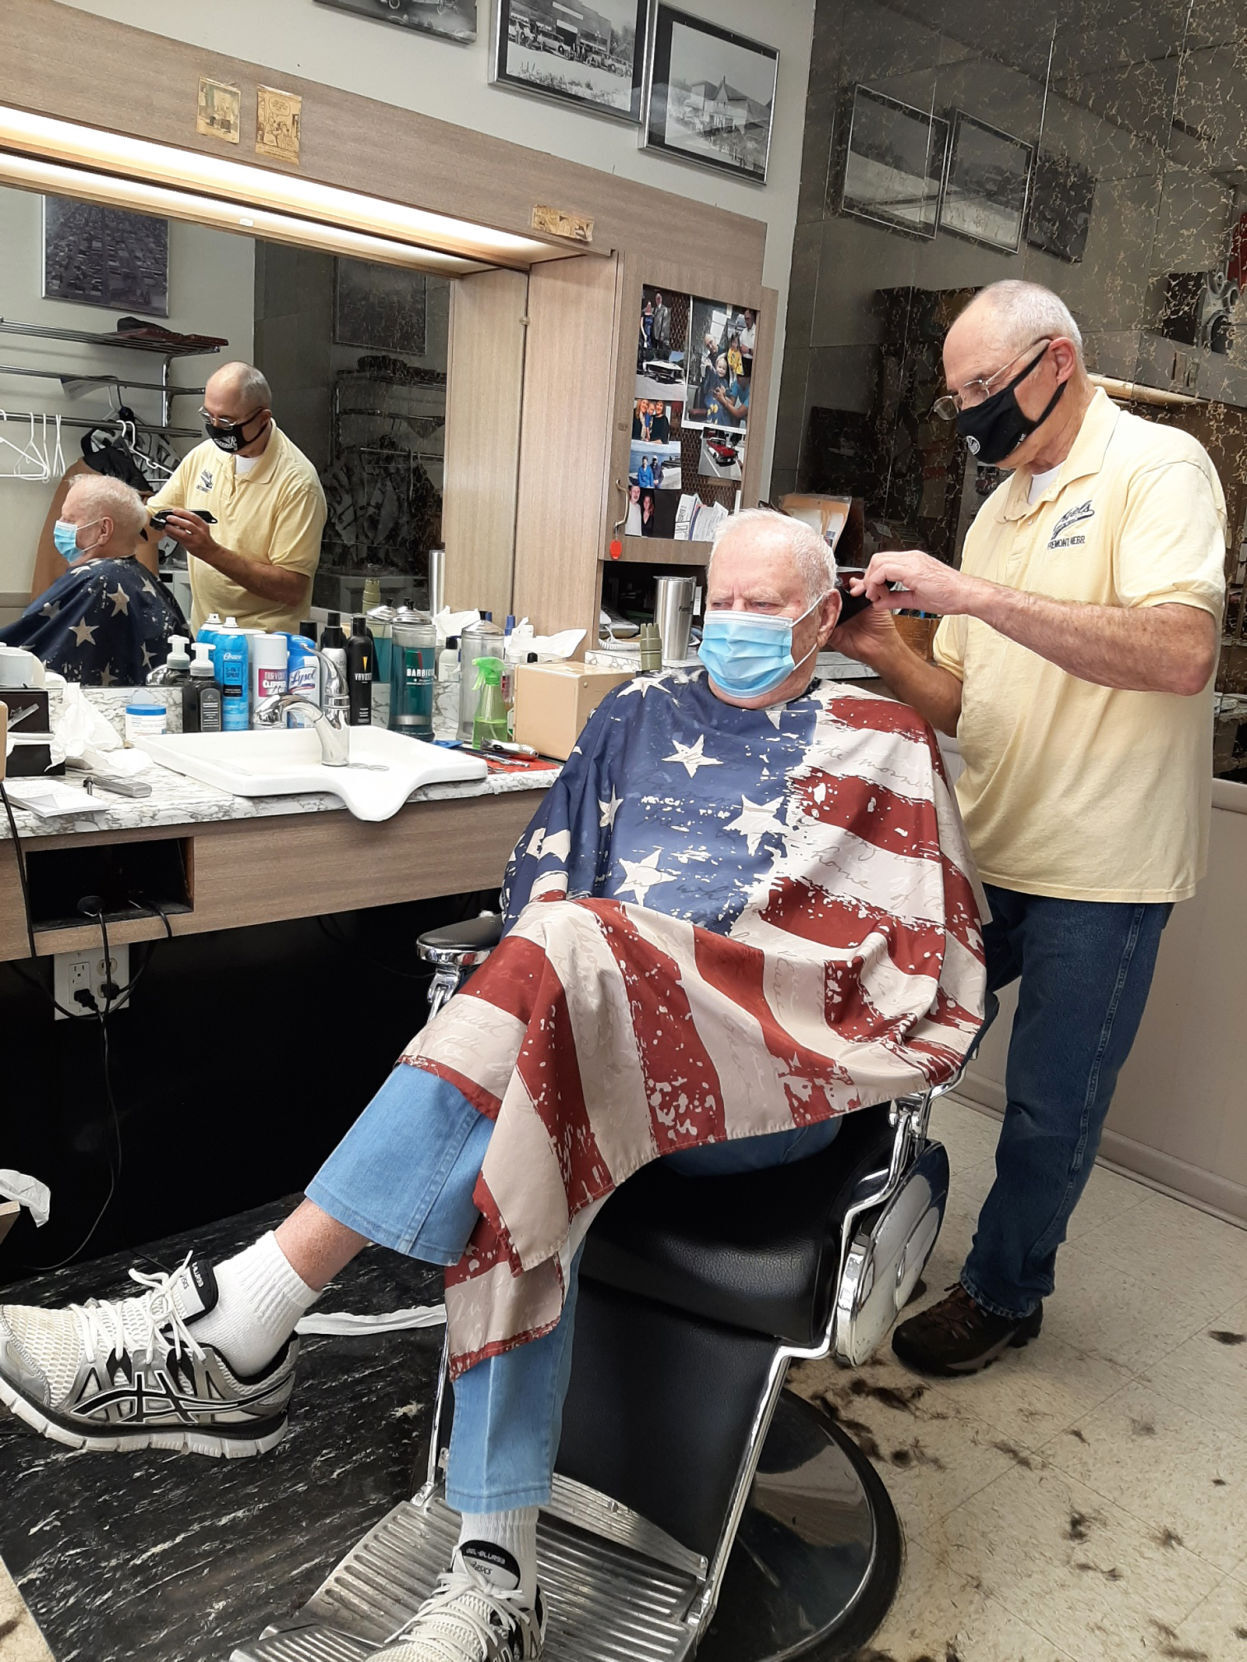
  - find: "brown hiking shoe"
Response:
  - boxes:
[892,1284,1042,1377]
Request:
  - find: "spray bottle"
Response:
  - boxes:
[214,619,250,732]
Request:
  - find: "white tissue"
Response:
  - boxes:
[0,1170,50,1227]
[295,1303,446,1337]
[1,780,109,817]
[54,685,150,776]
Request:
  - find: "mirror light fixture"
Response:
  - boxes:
[0,104,573,274]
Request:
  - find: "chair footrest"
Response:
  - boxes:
[232,1486,704,1662]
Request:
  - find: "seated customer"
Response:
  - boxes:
[1,476,185,684]
[0,510,984,1661]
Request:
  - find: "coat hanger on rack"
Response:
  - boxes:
[0,409,51,481]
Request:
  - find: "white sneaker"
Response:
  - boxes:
[375,1542,546,1660]
[0,1255,296,1456]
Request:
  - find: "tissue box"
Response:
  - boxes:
[513,661,633,760]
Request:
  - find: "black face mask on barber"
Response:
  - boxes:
[203,409,269,454]
[956,343,1066,465]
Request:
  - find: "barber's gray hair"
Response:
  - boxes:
[966,280,1084,361]
[709,507,837,603]
[211,361,273,411]
[65,473,146,541]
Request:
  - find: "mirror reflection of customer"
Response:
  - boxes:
[836,280,1225,1378]
[0,476,186,685]
[146,362,326,635]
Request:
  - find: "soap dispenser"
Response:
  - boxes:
[183,642,222,733]
[147,635,191,686]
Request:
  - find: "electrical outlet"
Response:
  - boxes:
[52,944,130,1020]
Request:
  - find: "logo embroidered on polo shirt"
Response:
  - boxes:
[199,469,214,493]
[1048,499,1094,549]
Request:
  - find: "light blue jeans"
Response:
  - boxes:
[306,1064,840,1510]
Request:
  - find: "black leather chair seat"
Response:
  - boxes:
[419,914,507,953]
[582,1104,895,1348]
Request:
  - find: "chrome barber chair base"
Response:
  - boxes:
[229,1394,899,1662]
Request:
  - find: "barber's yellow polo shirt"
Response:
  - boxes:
[933,389,1225,904]
[148,423,326,634]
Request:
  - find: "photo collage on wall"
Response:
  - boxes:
[632,284,753,538]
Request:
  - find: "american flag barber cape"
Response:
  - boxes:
[402,669,985,1377]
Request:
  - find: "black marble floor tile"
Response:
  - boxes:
[0,1199,448,1662]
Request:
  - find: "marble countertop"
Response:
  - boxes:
[1,684,558,842]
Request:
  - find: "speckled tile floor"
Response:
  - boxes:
[789,1096,1247,1662]
[2,1105,1245,1662]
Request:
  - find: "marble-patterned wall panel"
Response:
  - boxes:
[778,0,1247,535]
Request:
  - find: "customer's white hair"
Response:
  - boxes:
[962,280,1084,361]
[710,507,837,603]
[65,473,147,541]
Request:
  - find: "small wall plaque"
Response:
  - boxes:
[196,78,241,144]
[256,86,302,165]
[531,204,594,244]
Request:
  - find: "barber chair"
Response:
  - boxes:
[233,914,975,1662]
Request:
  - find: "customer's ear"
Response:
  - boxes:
[818,590,843,644]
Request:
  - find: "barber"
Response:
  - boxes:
[147,361,326,635]
[835,279,1226,1377]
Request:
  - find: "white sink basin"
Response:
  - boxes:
[137,726,488,823]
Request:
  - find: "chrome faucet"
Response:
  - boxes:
[255,649,350,767]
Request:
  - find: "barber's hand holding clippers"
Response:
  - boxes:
[848,550,983,616]
[156,509,221,564]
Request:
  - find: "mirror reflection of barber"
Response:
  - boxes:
[145,362,327,636]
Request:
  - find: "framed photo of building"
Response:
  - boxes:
[314,0,477,47]
[334,258,428,357]
[42,197,169,317]
[940,111,1034,253]
[840,85,948,239]
[491,0,646,120]
[642,6,778,184]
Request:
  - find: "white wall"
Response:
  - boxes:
[0,183,255,604]
[53,0,815,495]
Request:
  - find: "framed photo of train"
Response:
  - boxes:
[491,0,647,121]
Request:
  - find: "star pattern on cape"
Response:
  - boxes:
[141,644,155,668]
[70,620,97,648]
[598,789,623,828]
[663,734,722,779]
[616,675,674,700]
[615,848,677,905]
[40,601,60,619]
[726,794,787,855]
[107,585,131,616]
[98,666,115,687]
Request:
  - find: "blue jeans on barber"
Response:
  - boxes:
[307,1068,840,1511]
[961,884,1171,1323]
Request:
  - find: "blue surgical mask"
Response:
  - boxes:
[699,595,826,700]
[53,518,98,563]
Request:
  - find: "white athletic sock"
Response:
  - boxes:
[456,1508,539,1605]
[192,1231,319,1377]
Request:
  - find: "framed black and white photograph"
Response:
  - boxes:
[314,0,476,47]
[1026,150,1097,264]
[491,0,646,120]
[334,259,428,357]
[642,6,778,184]
[940,112,1034,253]
[42,197,169,317]
[840,85,948,239]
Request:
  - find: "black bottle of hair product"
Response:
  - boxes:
[346,615,374,727]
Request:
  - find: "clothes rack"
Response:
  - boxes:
[0,316,225,424]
